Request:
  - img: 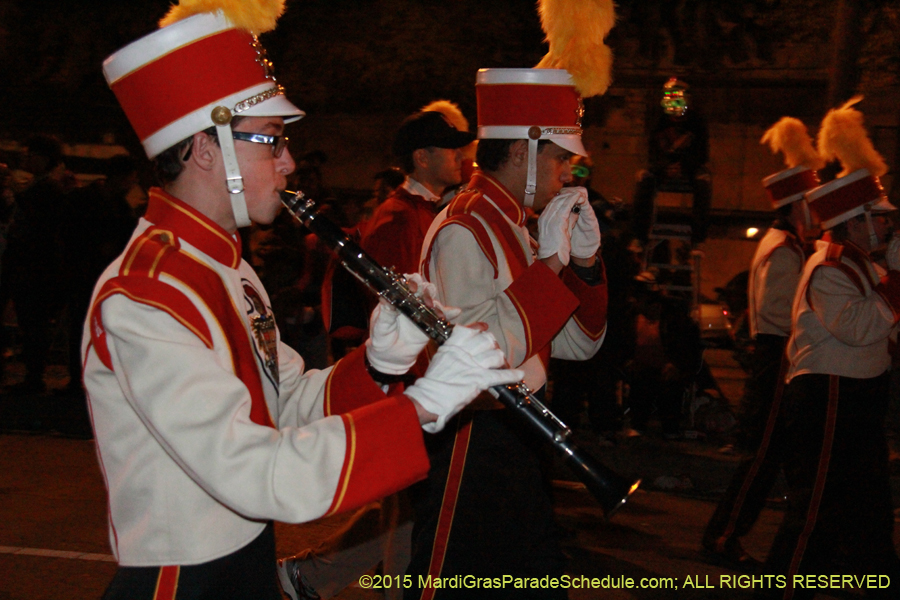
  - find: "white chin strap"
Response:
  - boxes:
[524,137,539,208]
[864,209,880,250]
[801,201,812,231]
[214,119,251,229]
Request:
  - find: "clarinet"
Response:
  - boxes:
[281,191,640,518]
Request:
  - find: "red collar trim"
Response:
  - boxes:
[469,171,525,226]
[144,188,241,269]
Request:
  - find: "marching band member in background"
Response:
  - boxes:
[406,5,617,593]
[413,65,609,600]
[703,116,823,570]
[763,98,900,599]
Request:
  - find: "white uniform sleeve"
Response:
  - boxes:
[808,266,896,348]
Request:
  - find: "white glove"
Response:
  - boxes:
[888,235,900,272]
[569,190,601,259]
[405,325,524,433]
[366,273,451,375]
[536,187,582,265]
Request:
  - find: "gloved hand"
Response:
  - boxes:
[536,188,583,265]
[366,273,451,375]
[887,234,900,272]
[568,190,601,259]
[405,325,524,433]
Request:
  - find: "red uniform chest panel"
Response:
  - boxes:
[89,228,275,428]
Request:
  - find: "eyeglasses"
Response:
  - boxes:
[231,132,289,158]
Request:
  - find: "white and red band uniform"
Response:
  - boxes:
[786,239,899,381]
[748,165,818,339]
[421,171,607,392]
[787,169,900,382]
[748,228,805,339]
[83,189,429,566]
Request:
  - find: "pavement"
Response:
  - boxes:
[1,349,899,599]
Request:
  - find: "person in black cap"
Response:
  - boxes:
[360,110,475,276]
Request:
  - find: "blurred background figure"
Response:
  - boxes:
[0,162,16,376]
[632,78,711,245]
[416,100,477,206]
[2,134,70,394]
[360,167,406,223]
[622,270,703,439]
[0,162,15,279]
[61,154,141,396]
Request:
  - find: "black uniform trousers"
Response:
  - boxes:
[761,372,900,600]
[704,334,789,549]
[102,522,281,600]
[405,403,567,600]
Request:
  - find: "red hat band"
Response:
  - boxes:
[477,85,581,131]
[762,166,819,208]
[806,169,886,229]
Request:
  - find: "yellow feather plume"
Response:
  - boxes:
[760,117,824,171]
[817,96,888,178]
[535,0,616,97]
[420,100,469,133]
[160,0,285,35]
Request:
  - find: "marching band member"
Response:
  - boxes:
[703,117,823,569]
[764,98,900,599]
[85,2,520,597]
[410,66,610,598]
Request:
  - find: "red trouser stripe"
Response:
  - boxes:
[419,419,473,600]
[153,565,179,600]
[717,349,789,548]
[783,376,838,600]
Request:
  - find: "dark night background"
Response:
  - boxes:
[2,0,900,193]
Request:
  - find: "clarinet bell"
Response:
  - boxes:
[564,447,641,520]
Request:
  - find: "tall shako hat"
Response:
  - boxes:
[762,167,820,209]
[476,68,587,206]
[806,168,890,230]
[760,117,824,210]
[807,97,895,241]
[102,0,303,228]
[476,68,586,157]
[476,0,615,207]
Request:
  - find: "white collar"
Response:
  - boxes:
[402,177,440,203]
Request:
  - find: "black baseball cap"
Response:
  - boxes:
[393,111,476,156]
